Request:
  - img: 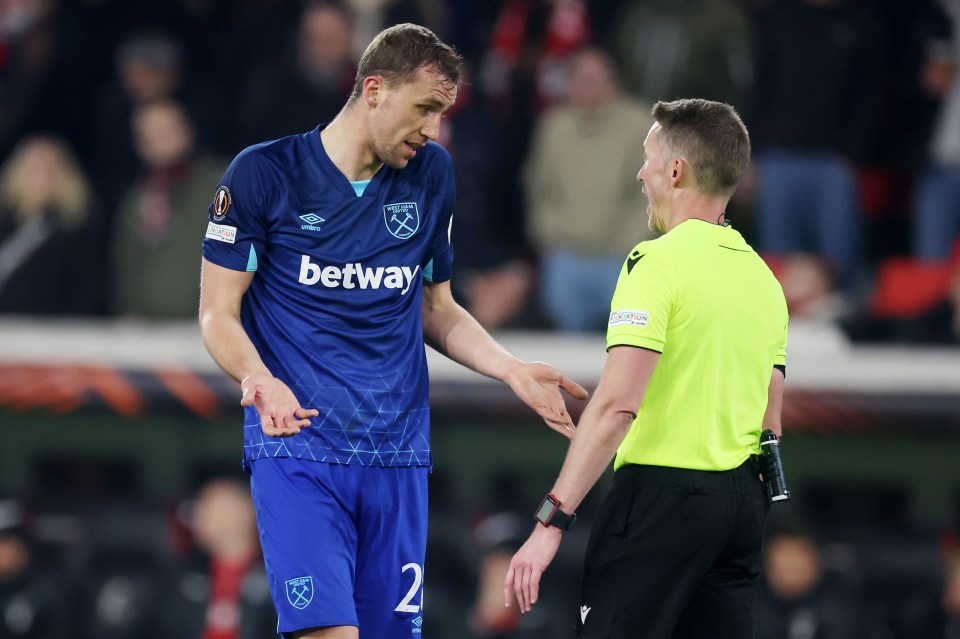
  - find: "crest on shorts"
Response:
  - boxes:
[383,202,420,239]
[285,576,314,609]
[212,185,232,221]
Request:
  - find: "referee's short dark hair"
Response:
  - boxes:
[350,23,462,100]
[652,99,751,197]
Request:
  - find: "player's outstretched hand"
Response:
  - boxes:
[504,361,589,439]
[240,372,319,438]
[504,524,562,613]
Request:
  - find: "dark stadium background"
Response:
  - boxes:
[1,0,959,637]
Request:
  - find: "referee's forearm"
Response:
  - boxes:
[550,406,633,513]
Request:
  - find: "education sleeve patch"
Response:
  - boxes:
[212,185,232,221]
[205,221,237,244]
[609,310,649,327]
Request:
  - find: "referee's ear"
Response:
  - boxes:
[670,157,689,187]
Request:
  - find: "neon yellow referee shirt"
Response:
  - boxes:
[607,219,788,472]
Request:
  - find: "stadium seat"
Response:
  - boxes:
[868,256,953,318]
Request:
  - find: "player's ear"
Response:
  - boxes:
[363,76,384,107]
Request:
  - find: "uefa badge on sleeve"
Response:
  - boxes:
[213,185,232,221]
[285,576,314,610]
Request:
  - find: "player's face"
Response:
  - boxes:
[637,123,670,233]
[370,65,457,170]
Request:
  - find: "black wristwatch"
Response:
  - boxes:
[535,493,577,531]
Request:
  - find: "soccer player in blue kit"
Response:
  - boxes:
[198,23,588,639]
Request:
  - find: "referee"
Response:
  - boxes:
[505,98,789,639]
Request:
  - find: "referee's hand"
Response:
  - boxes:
[241,373,319,437]
[504,524,562,613]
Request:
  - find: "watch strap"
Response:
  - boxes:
[549,507,577,531]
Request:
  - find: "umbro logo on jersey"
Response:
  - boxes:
[299,213,326,231]
[298,256,419,295]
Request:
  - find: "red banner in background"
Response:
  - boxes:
[3,362,954,435]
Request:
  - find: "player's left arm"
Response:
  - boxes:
[505,344,659,613]
[421,279,588,437]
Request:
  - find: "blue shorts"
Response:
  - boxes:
[249,458,429,638]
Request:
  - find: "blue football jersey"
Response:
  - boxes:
[202,126,455,467]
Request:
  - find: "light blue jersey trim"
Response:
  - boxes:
[350,179,371,197]
[246,244,258,271]
[423,259,434,282]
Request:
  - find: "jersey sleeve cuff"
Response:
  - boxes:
[606,333,664,353]
[201,245,250,272]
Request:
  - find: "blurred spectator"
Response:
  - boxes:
[773,253,849,323]
[913,0,960,262]
[457,260,537,330]
[748,0,889,294]
[234,0,356,148]
[205,0,302,108]
[607,0,753,110]
[480,0,590,117]
[87,30,221,232]
[72,500,169,639]
[110,99,226,319]
[942,494,960,638]
[422,467,474,639]
[158,478,276,639]
[444,66,537,329]
[477,0,592,302]
[754,524,861,639]
[855,0,948,262]
[382,0,453,43]
[0,0,58,160]
[522,47,654,331]
[0,499,70,639]
[0,135,104,315]
[468,512,543,639]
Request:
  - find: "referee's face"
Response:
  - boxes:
[369,65,457,170]
[638,123,668,233]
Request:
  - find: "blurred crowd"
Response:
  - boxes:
[2,1,960,637]
[2,464,960,639]
[0,0,958,342]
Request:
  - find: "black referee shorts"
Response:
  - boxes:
[576,460,769,639]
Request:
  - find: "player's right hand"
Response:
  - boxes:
[240,372,319,437]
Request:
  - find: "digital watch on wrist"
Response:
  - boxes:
[535,493,577,531]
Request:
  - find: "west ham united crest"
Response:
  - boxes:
[383,202,420,239]
[213,185,232,221]
[285,576,314,610]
